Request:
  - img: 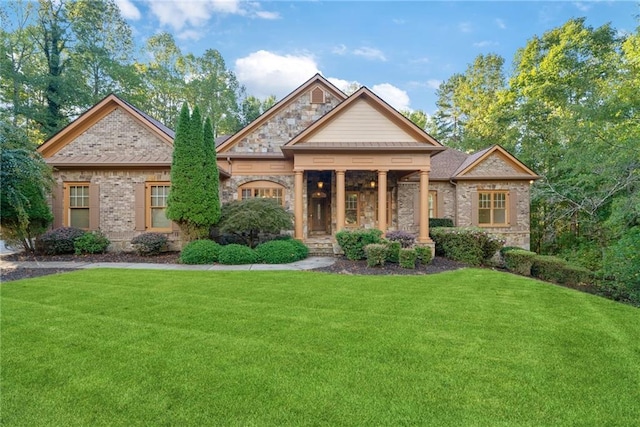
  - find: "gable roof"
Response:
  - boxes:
[452,145,539,179]
[38,93,175,158]
[282,86,444,156]
[216,74,348,153]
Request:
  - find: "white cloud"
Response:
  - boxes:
[255,10,280,20]
[234,50,320,99]
[371,83,411,111]
[327,78,361,95]
[115,0,141,20]
[426,79,441,89]
[332,44,348,55]
[353,47,387,61]
[177,30,202,41]
[495,18,506,29]
[409,57,430,64]
[458,22,472,33]
[573,2,591,12]
[473,40,499,47]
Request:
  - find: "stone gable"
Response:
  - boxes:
[464,153,519,176]
[54,107,173,158]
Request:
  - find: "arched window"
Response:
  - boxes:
[238,181,285,206]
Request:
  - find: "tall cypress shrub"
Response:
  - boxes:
[203,117,221,225]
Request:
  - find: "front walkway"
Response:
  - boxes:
[0,256,336,272]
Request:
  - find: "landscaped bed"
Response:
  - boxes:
[2,268,639,426]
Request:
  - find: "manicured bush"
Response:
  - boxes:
[288,238,309,260]
[218,244,258,265]
[399,248,417,269]
[429,218,454,228]
[131,232,168,256]
[386,241,401,263]
[74,231,110,254]
[384,230,416,248]
[430,227,504,266]
[36,227,86,255]
[180,239,221,264]
[335,228,383,260]
[503,249,537,276]
[415,246,433,265]
[255,240,308,264]
[364,243,387,267]
[531,255,593,286]
[500,246,522,255]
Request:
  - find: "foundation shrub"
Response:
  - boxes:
[531,255,594,286]
[385,241,401,263]
[503,249,537,276]
[335,229,383,260]
[180,239,221,264]
[399,248,417,269]
[429,218,454,228]
[384,230,416,248]
[430,227,504,266]
[415,246,432,265]
[255,240,308,264]
[364,244,388,267]
[36,227,86,255]
[131,233,168,256]
[74,231,110,254]
[218,243,258,265]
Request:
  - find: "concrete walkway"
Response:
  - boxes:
[0,256,336,272]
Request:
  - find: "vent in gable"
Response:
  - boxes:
[310,87,325,104]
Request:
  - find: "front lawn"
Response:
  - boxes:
[2,269,639,426]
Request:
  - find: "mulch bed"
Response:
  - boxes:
[1,251,465,282]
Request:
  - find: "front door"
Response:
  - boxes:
[310,194,328,233]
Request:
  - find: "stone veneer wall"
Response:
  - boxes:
[228,88,342,153]
[463,153,519,177]
[52,169,181,252]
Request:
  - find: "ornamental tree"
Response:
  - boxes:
[218,198,293,248]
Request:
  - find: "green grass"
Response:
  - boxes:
[2,268,639,426]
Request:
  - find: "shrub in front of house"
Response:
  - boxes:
[503,249,537,276]
[415,246,432,265]
[36,227,86,255]
[180,239,221,264]
[364,243,387,267]
[131,233,168,256]
[385,241,401,263]
[531,255,593,286]
[255,240,308,264]
[385,230,416,248]
[218,244,258,265]
[430,227,504,266]
[74,231,110,254]
[429,218,454,228]
[399,248,418,269]
[335,228,383,260]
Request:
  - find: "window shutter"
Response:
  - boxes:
[413,190,420,225]
[437,191,445,218]
[89,184,100,230]
[471,192,479,226]
[311,87,324,104]
[509,190,518,226]
[52,183,63,229]
[134,183,146,231]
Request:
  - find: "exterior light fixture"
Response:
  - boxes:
[317,181,324,189]
[370,180,376,188]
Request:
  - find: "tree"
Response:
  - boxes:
[0,123,52,252]
[218,198,293,248]
[240,95,276,127]
[400,109,428,130]
[203,116,221,225]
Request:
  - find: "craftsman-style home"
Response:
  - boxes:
[37,74,539,253]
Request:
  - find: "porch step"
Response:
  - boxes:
[305,238,339,257]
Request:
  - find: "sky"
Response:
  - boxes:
[114,0,638,114]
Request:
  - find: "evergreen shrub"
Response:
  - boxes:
[74,231,110,254]
[36,227,86,255]
[415,246,432,264]
[399,248,417,269]
[503,249,537,276]
[386,241,401,263]
[335,228,383,260]
[364,243,387,267]
[430,227,504,266]
[180,239,221,264]
[531,255,593,286]
[384,230,416,248]
[429,218,454,228]
[131,233,168,256]
[255,240,308,264]
[218,244,258,265]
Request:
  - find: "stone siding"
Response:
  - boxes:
[429,181,457,220]
[464,153,517,177]
[54,107,173,158]
[229,88,341,153]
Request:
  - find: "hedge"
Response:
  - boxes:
[255,240,308,264]
[364,244,387,267]
[218,244,258,265]
[335,229,383,260]
[430,227,504,266]
[399,248,417,269]
[531,255,593,286]
[131,233,168,256]
[180,240,221,264]
[503,249,537,276]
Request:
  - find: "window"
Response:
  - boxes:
[146,183,171,230]
[67,183,90,229]
[478,191,507,225]
[345,192,359,226]
[238,181,285,206]
[428,191,437,219]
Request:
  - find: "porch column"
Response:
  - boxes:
[336,170,346,232]
[377,170,388,233]
[418,169,432,243]
[294,170,304,239]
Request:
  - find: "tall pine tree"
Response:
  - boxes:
[203,116,221,225]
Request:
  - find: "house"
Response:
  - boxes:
[37,74,539,253]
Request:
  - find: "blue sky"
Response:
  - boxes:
[116,1,638,114]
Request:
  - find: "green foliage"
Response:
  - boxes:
[218,198,293,248]
[335,228,383,260]
[384,230,416,248]
[36,227,86,255]
[179,239,221,265]
[602,227,640,302]
[385,241,401,263]
[73,231,110,254]
[254,240,308,264]
[218,244,258,265]
[202,116,221,225]
[415,246,433,265]
[429,218,454,228]
[131,233,168,256]
[531,255,593,286]
[431,227,504,266]
[399,248,417,269]
[503,249,537,276]
[364,243,388,267]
